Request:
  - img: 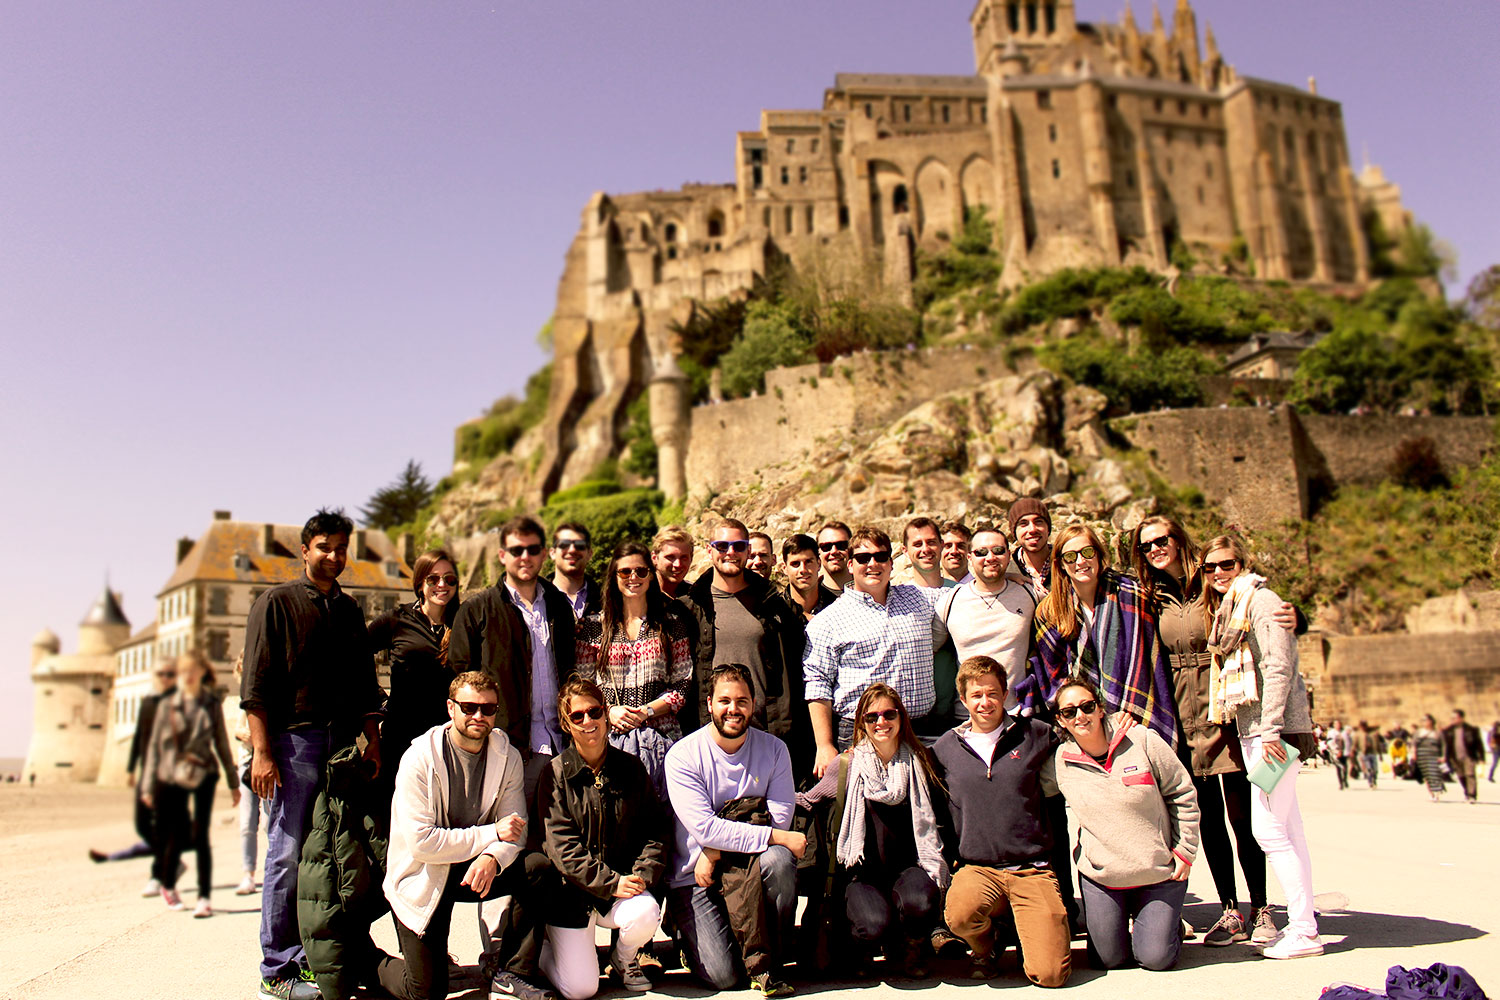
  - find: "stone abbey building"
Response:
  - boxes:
[538,0,1406,498]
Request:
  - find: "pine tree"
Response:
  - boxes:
[361,460,434,530]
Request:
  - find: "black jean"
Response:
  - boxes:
[157,775,218,897]
[845,866,940,944]
[1194,771,1266,911]
[378,851,551,1000]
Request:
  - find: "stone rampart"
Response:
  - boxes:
[1304,631,1500,729]
[684,345,1015,497]
[1298,414,1493,487]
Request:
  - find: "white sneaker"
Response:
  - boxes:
[1260,933,1324,960]
[235,874,258,895]
[193,897,213,919]
[141,878,163,898]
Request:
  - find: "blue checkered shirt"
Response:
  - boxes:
[802,583,947,720]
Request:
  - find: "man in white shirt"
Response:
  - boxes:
[936,525,1037,717]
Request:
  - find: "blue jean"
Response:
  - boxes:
[1362,753,1379,788]
[1079,876,1186,971]
[668,845,797,990]
[845,866,940,943]
[259,729,330,981]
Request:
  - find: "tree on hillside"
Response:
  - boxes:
[362,460,434,530]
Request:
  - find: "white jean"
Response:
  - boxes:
[540,893,662,1000]
[1241,736,1318,940]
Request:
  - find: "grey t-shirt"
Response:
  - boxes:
[442,728,488,829]
[713,586,768,710]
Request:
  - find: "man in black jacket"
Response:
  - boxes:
[680,519,811,777]
[447,534,534,758]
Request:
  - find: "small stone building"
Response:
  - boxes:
[24,587,129,784]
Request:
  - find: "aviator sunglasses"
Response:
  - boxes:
[425,573,459,587]
[1056,700,1098,720]
[568,705,607,725]
[1060,546,1097,565]
[616,566,652,579]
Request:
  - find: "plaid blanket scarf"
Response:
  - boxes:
[1024,569,1177,746]
[1206,572,1264,724]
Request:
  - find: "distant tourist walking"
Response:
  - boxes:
[232,655,263,895]
[1443,710,1485,804]
[1353,722,1382,790]
[241,508,386,1000]
[1203,536,1322,960]
[1413,715,1446,802]
[1488,720,1500,783]
[141,650,241,917]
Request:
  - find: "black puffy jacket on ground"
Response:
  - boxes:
[297,743,389,1000]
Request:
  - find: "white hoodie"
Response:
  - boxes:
[383,722,525,935]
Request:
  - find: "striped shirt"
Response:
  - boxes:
[802,583,946,720]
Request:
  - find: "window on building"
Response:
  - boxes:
[805,204,815,233]
[1153,98,1163,114]
[780,165,789,185]
[1036,90,1051,110]
[1197,186,1205,205]
[1126,169,1136,189]
[384,595,399,612]
[1025,2,1038,33]
[752,165,764,189]
[707,211,725,237]
[207,630,230,662]
[1271,96,1280,111]
[864,102,873,119]
[1051,159,1061,179]
[1206,161,1214,179]
[1006,2,1019,32]
[1048,123,1057,142]
[1200,104,1210,120]
[763,207,772,229]
[903,103,911,122]
[941,104,950,124]
[1166,157,1173,175]
[1044,2,1056,33]
[799,165,808,184]
[1178,100,1187,116]
[979,104,988,123]
[1108,94,1118,110]
[786,138,795,153]
[784,205,794,233]
[838,205,850,230]
[208,587,229,615]
[811,138,820,153]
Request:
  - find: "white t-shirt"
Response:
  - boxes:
[938,580,1037,712]
[962,718,1008,763]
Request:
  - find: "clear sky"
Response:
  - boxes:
[3,1,1497,760]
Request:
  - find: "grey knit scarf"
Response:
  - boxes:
[837,742,950,889]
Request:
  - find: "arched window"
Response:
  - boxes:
[892,184,910,214]
[707,211,725,238]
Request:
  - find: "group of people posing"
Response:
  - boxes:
[135,499,1335,1000]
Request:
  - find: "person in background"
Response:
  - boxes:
[537,678,667,998]
[1413,714,1446,802]
[797,683,947,978]
[939,520,972,586]
[816,521,854,594]
[551,522,599,619]
[574,541,695,794]
[1488,720,1500,783]
[368,548,462,802]
[780,534,838,622]
[1202,535,1322,960]
[652,525,695,600]
[142,650,241,918]
[1052,678,1199,972]
[1326,721,1351,790]
[746,532,775,580]
[1006,499,1052,600]
[1443,709,1485,804]
[1353,722,1383,790]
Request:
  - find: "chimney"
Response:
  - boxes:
[213,510,232,521]
[261,524,277,555]
[398,532,416,566]
[355,529,370,561]
[176,537,195,564]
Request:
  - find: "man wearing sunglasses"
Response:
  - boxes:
[935,525,1038,717]
[381,672,556,1000]
[549,522,599,619]
[815,521,854,594]
[681,520,811,775]
[803,526,949,778]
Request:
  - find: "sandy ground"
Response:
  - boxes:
[1,763,1494,1000]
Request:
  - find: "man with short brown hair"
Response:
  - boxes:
[815,521,853,594]
[653,526,695,599]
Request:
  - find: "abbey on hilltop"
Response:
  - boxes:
[536,0,1409,498]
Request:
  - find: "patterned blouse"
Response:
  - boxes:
[575,609,694,741]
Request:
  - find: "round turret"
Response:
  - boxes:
[31,628,60,668]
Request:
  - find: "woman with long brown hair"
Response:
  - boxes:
[368,548,461,783]
[797,683,948,978]
[1201,534,1321,960]
[574,540,694,794]
[1027,524,1175,743]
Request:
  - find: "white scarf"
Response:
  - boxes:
[837,742,949,889]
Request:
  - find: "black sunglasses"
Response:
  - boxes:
[851,550,892,565]
[554,539,590,551]
[506,544,544,557]
[568,705,606,725]
[1138,535,1173,553]
[1203,558,1240,574]
[818,540,849,552]
[1057,700,1098,720]
[453,700,498,718]
[862,709,900,724]
[709,540,749,553]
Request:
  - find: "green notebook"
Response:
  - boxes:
[1246,740,1302,794]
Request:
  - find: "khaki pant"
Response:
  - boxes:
[944,865,1070,988]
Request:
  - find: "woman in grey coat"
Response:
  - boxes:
[1202,535,1320,961]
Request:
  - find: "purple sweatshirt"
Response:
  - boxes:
[664,725,794,888]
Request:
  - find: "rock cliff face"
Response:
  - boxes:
[693,370,1156,555]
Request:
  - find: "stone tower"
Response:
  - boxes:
[24,585,129,784]
[648,352,691,500]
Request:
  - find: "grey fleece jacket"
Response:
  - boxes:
[1235,586,1314,740]
[1054,723,1199,889]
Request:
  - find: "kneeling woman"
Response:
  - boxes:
[1053,678,1199,971]
[799,683,949,977]
[538,679,667,999]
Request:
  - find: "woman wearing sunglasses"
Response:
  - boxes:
[537,678,667,998]
[575,541,694,794]
[368,548,463,793]
[1201,535,1322,960]
[1052,678,1198,971]
[1028,525,1175,743]
[797,683,948,978]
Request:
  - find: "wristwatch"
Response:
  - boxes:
[644,703,656,719]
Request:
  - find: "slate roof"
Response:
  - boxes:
[157,520,411,597]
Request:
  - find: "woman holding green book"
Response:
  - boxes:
[1202,535,1321,962]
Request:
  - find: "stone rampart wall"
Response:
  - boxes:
[1305,631,1500,730]
[685,345,1016,496]
[1299,414,1493,487]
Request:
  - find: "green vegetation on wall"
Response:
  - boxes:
[538,480,664,580]
[454,363,553,468]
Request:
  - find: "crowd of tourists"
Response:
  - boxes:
[95,504,1493,1000]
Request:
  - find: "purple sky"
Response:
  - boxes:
[3,1,1497,760]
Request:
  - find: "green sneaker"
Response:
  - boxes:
[258,979,319,1000]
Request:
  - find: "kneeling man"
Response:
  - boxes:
[933,656,1070,988]
[380,671,555,1000]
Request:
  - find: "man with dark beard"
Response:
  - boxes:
[664,665,804,996]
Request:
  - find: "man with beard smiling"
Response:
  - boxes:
[664,665,803,996]
[1006,499,1053,600]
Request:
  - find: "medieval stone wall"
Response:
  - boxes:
[684,345,1017,498]
[1299,414,1494,488]
[1304,631,1500,730]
